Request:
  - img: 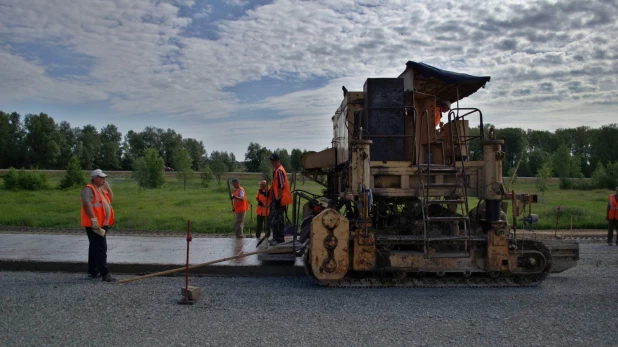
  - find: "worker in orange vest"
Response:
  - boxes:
[255,180,270,239]
[268,153,292,244]
[607,186,618,246]
[81,169,116,282]
[231,178,249,238]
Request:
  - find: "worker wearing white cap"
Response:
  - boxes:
[80,169,116,282]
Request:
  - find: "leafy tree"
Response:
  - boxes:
[210,151,235,172]
[274,148,291,171]
[590,124,618,167]
[245,142,264,172]
[606,162,618,190]
[591,161,609,189]
[209,159,227,184]
[161,129,183,168]
[526,129,558,153]
[245,143,272,173]
[535,161,552,197]
[99,124,122,170]
[24,113,60,168]
[527,149,551,177]
[183,138,206,171]
[0,112,26,168]
[132,148,165,188]
[291,148,303,171]
[260,155,273,181]
[174,146,194,190]
[199,164,214,188]
[57,121,77,169]
[496,127,527,175]
[552,143,571,179]
[141,127,164,156]
[59,155,87,189]
[77,125,101,170]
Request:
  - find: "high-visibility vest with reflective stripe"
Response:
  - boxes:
[81,184,115,227]
[256,189,269,216]
[271,165,293,206]
[609,195,618,220]
[233,186,249,213]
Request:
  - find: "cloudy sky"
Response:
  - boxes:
[1,0,617,159]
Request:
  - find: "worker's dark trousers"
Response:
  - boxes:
[608,219,618,244]
[86,226,110,276]
[270,203,285,243]
[256,215,267,238]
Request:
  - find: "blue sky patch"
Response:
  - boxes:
[9,40,94,78]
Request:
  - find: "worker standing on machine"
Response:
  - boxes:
[268,153,292,244]
[255,180,270,239]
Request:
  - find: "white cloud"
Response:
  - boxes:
[0,0,616,157]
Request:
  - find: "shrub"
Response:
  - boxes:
[17,169,48,190]
[132,148,165,188]
[571,178,591,190]
[606,162,618,189]
[200,164,214,188]
[535,162,552,196]
[3,167,19,190]
[59,156,86,189]
[558,176,572,189]
[209,160,227,184]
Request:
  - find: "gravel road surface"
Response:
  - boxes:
[2,243,617,347]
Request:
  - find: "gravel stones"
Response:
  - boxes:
[1,243,617,347]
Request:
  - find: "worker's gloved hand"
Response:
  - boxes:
[91,218,106,237]
[258,201,264,207]
[230,195,235,200]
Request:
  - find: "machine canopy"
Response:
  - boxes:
[401,61,491,103]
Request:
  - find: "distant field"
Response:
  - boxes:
[0,172,612,232]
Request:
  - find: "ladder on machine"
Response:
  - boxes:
[418,111,471,258]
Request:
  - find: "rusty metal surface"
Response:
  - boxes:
[309,209,349,280]
[352,233,376,271]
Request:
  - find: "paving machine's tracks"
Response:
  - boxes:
[304,239,553,288]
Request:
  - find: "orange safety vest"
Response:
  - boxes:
[256,189,270,216]
[435,106,442,127]
[233,186,249,213]
[609,195,618,220]
[81,184,115,227]
[271,165,293,206]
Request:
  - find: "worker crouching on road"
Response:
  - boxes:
[607,186,618,246]
[81,169,116,282]
[269,153,292,244]
[231,178,249,238]
[255,180,270,239]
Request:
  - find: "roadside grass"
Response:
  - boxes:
[0,175,612,232]
[0,175,323,234]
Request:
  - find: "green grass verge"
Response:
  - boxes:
[0,176,612,232]
[0,176,324,234]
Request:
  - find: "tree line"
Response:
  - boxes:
[0,111,308,178]
[468,123,618,190]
